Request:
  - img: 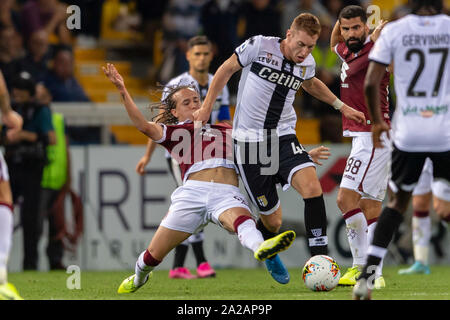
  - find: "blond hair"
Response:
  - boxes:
[291,13,321,36]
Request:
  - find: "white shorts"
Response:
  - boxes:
[413,158,450,201]
[0,153,9,182]
[160,179,251,234]
[340,133,391,201]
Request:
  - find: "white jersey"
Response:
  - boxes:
[162,72,230,125]
[233,35,316,142]
[369,14,450,152]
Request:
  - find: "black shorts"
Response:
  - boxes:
[390,144,450,193]
[234,134,315,214]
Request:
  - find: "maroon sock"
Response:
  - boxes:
[143,249,161,267]
[367,217,378,226]
[414,210,429,218]
[233,215,254,233]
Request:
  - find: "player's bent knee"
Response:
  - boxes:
[260,214,282,234]
[359,199,382,219]
[412,193,432,212]
[268,220,282,233]
[219,207,252,232]
[291,168,322,197]
[336,189,360,213]
[336,193,345,212]
[433,199,450,218]
[299,181,323,199]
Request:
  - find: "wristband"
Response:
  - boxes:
[332,98,344,110]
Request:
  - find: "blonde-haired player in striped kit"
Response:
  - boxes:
[0,70,23,300]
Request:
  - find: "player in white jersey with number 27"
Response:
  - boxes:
[354,0,450,300]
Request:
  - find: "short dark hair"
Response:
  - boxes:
[410,0,443,14]
[339,5,367,23]
[187,35,211,49]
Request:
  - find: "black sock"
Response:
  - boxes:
[191,240,207,266]
[172,244,189,269]
[256,218,277,240]
[360,207,403,280]
[304,195,328,256]
[360,255,383,281]
[372,207,403,248]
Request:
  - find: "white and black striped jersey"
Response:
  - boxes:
[233,35,316,142]
[162,72,230,125]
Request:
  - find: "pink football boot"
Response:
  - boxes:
[196,262,216,278]
[169,267,197,279]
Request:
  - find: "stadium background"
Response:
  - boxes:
[3,0,449,272]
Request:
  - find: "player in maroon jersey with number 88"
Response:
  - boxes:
[330,5,390,288]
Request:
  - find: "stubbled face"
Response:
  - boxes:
[170,88,201,122]
[284,29,319,63]
[340,16,369,53]
[186,44,212,73]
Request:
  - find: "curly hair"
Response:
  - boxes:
[150,84,198,124]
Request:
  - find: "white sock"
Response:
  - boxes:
[236,219,264,253]
[343,210,368,267]
[134,251,154,286]
[412,215,431,265]
[0,205,13,285]
[367,220,384,277]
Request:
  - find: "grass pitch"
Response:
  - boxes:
[7,265,450,300]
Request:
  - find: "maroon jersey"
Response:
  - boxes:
[335,39,390,135]
[156,121,234,183]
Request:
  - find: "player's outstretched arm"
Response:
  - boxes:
[136,139,158,175]
[364,61,390,148]
[301,77,366,124]
[194,54,242,124]
[103,63,163,141]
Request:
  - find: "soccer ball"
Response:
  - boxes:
[302,255,341,291]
